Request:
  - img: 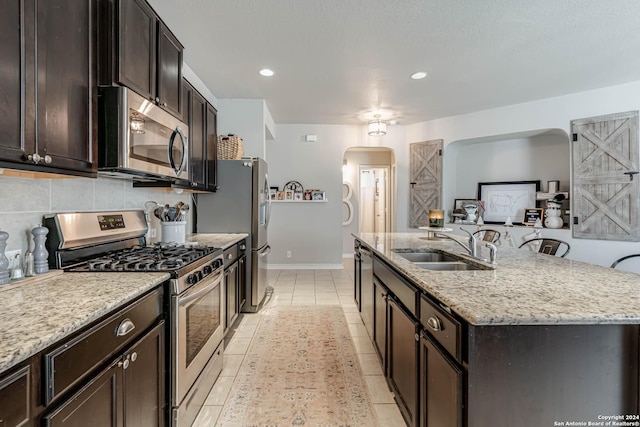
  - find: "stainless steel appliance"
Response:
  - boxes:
[196,158,271,312]
[43,210,224,427]
[98,86,189,183]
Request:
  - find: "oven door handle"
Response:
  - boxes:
[180,270,223,305]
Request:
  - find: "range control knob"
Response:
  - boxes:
[196,271,203,281]
[187,274,198,285]
[203,265,212,275]
[213,259,223,270]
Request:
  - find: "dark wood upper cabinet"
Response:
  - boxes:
[0,0,97,177]
[101,0,184,120]
[118,0,156,101]
[0,0,24,163]
[205,103,218,191]
[157,22,183,118]
[190,89,206,188]
[182,78,217,192]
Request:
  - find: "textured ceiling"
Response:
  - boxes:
[147,0,640,125]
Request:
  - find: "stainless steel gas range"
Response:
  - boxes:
[44,210,224,427]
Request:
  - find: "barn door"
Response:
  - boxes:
[409,140,443,228]
[571,111,640,241]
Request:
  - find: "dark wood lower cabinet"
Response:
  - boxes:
[42,322,164,427]
[421,334,462,427]
[387,297,419,427]
[43,361,121,427]
[238,254,246,312]
[225,260,239,331]
[0,365,31,427]
[373,278,387,368]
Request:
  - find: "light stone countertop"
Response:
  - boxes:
[355,232,640,326]
[0,233,246,374]
[0,271,169,373]
[187,233,248,249]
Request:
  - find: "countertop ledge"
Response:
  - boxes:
[187,233,249,249]
[355,232,640,326]
[0,271,169,373]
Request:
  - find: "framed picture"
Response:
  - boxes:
[523,208,544,225]
[294,192,303,200]
[276,191,284,200]
[284,190,294,200]
[452,199,484,224]
[304,190,313,200]
[478,180,541,224]
[269,186,278,200]
[312,191,325,201]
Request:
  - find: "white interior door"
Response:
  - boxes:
[360,167,389,233]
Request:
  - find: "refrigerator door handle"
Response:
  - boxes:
[265,172,272,229]
[258,245,271,257]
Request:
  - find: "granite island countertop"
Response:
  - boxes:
[0,271,169,373]
[355,232,640,326]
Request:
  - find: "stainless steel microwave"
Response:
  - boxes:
[98,86,189,182]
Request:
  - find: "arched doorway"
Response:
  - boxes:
[342,147,396,256]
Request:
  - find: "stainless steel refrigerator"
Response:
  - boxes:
[196,158,271,312]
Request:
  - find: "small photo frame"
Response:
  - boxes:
[522,208,544,226]
[276,191,284,200]
[312,191,325,201]
[269,186,278,200]
[304,190,313,200]
[294,192,303,200]
[284,190,294,200]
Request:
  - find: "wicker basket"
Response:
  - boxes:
[217,134,244,160]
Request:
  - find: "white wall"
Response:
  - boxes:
[447,131,570,209]
[267,124,406,268]
[404,80,640,267]
[217,99,274,160]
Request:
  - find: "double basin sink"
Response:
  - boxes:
[392,249,490,271]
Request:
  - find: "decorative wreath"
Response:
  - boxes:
[283,180,304,193]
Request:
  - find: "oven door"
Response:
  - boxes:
[172,268,223,404]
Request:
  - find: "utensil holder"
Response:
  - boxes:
[161,221,186,244]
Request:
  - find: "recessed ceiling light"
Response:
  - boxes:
[259,68,274,77]
[410,71,427,80]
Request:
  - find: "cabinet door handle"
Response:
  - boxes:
[43,155,52,164]
[427,316,442,332]
[27,153,41,163]
[415,333,420,342]
[115,318,136,337]
[130,352,138,362]
[118,355,130,369]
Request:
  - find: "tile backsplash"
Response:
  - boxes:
[0,175,192,254]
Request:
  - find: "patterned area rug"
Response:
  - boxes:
[217,306,380,427]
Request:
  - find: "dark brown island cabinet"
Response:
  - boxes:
[99,0,184,120]
[0,0,97,177]
[0,286,166,427]
[353,239,640,427]
[182,79,218,192]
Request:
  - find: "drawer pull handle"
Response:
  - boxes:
[130,352,138,362]
[427,316,442,332]
[115,319,136,337]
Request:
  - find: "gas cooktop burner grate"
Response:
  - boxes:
[72,243,219,272]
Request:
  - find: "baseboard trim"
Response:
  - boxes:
[268,263,344,270]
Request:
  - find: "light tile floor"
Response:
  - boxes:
[192,263,406,427]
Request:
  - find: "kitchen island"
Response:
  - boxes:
[354,232,640,427]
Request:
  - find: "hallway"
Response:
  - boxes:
[192,262,405,426]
